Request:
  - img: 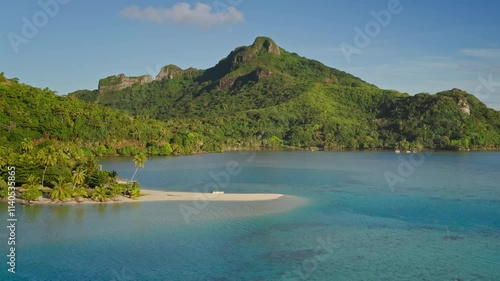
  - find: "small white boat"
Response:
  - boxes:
[406,151,411,154]
[211,191,224,194]
[395,149,401,154]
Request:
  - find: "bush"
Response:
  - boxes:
[87,170,110,188]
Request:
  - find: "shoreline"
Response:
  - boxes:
[97,147,500,158]
[13,189,284,205]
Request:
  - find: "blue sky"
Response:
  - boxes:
[2,0,500,109]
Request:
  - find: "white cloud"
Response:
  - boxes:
[119,2,244,27]
[460,48,500,59]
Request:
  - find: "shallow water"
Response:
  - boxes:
[1,151,499,280]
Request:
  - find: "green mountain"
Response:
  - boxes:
[68,37,500,151]
[72,37,376,119]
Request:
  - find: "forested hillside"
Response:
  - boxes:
[0,73,174,156]
[69,37,500,151]
[1,72,150,201]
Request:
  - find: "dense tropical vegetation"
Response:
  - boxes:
[0,137,144,203]
[69,37,500,152]
[0,73,174,155]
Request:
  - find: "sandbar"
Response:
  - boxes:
[21,189,284,205]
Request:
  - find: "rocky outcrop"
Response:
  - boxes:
[156,65,199,80]
[232,37,281,66]
[98,74,153,92]
[451,88,471,115]
[218,67,273,90]
[97,37,281,92]
[252,36,281,55]
[457,97,471,115]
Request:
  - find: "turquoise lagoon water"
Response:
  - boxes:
[1,151,499,280]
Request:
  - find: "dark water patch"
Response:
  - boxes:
[344,178,365,185]
[444,235,464,241]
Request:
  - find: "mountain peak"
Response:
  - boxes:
[250,36,281,55]
[231,36,281,65]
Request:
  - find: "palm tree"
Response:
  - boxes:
[83,155,99,178]
[25,174,39,187]
[38,147,57,187]
[22,185,42,204]
[50,176,72,202]
[72,186,88,203]
[20,138,33,153]
[130,152,147,182]
[91,186,109,202]
[129,182,141,199]
[21,175,42,203]
[72,168,86,190]
[19,153,34,165]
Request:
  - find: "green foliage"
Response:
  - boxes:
[44,165,72,187]
[22,185,42,202]
[50,176,72,202]
[87,170,110,188]
[68,89,98,103]
[0,179,9,198]
[0,141,124,203]
[109,183,124,201]
[0,79,170,155]
[71,186,88,202]
[72,168,86,188]
[91,186,109,202]
[129,182,141,199]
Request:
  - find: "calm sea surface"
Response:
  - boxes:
[1,151,499,280]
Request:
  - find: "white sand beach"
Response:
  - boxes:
[137,190,284,202]
[25,189,284,205]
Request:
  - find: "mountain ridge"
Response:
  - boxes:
[94,36,375,95]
